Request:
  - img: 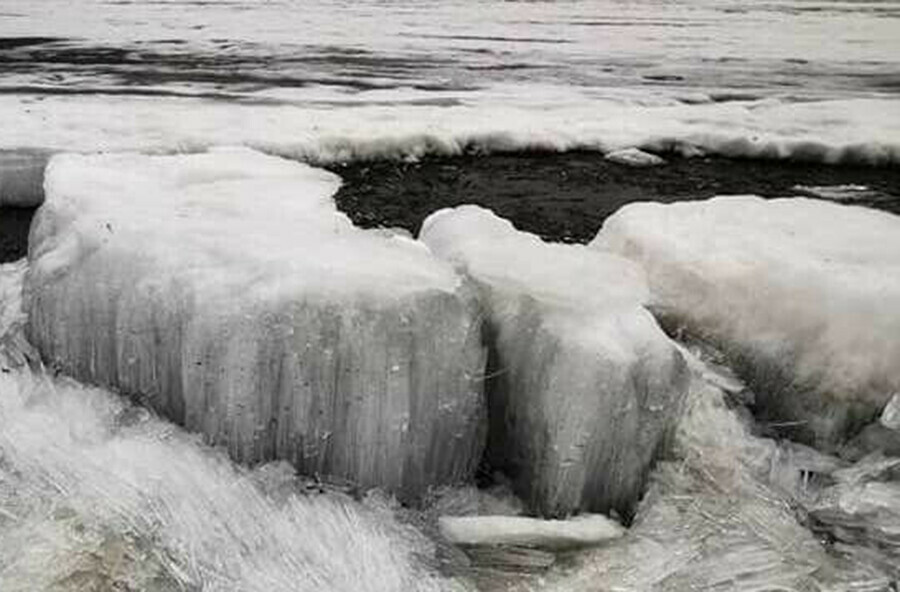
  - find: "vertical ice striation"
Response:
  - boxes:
[593,196,900,447]
[25,148,487,501]
[420,206,689,518]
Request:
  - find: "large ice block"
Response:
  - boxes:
[420,206,689,518]
[25,148,487,501]
[593,196,900,447]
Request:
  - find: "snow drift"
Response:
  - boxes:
[593,195,900,447]
[420,206,689,518]
[24,148,487,501]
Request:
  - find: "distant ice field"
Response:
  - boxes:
[1,0,899,164]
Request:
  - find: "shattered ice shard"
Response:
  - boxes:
[25,148,487,501]
[421,206,689,518]
[593,195,900,447]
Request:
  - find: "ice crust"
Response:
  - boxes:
[25,148,487,501]
[420,206,689,518]
[593,196,900,446]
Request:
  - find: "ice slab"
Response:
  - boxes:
[438,514,624,550]
[0,150,48,207]
[420,206,689,518]
[25,148,487,501]
[593,196,900,447]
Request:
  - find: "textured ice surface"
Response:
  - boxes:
[0,266,466,592]
[594,196,900,447]
[807,455,900,581]
[421,206,689,518]
[25,148,487,501]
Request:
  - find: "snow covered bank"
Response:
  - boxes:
[593,196,900,446]
[25,148,487,501]
[1,94,898,171]
[0,265,464,592]
[421,206,688,518]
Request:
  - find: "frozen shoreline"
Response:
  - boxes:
[3,151,898,264]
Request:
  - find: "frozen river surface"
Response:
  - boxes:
[0,0,898,162]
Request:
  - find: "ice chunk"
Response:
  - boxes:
[438,514,624,550]
[420,206,689,518]
[807,454,900,578]
[605,147,666,167]
[881,393,900,431]
[593,196,900,447]
[0,150,48,207]
[25,148,487,501]
[533,353,895,592]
